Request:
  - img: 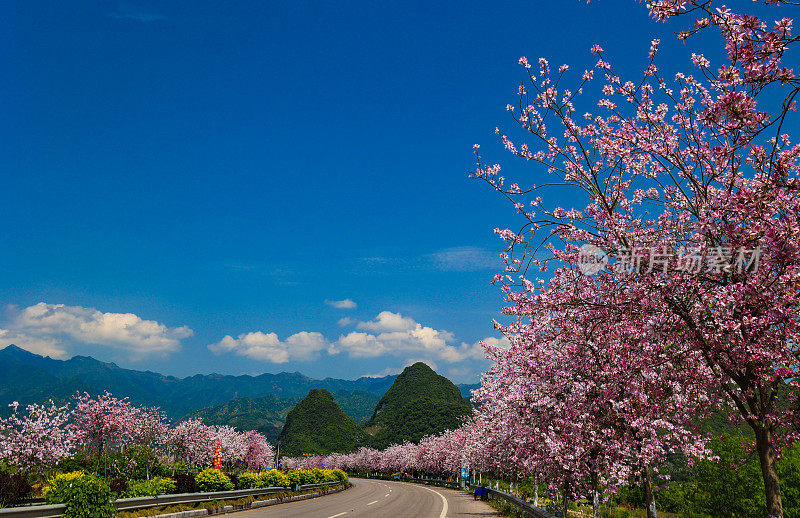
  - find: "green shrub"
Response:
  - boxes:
[117,446,164,481]
[237,472,260,489]
[330,469,348,483]
[194,468,233,492]
[43,471,116,518]
[125,477,176,497]
[56,452,102,474]
[309,468,325,484]
[285,470,302,486]
[258,470,289,488]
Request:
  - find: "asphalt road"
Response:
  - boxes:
[236,478,500,518]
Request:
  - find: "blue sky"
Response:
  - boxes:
[0,1,774,382]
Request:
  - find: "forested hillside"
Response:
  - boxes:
[364,362,472,449]
[277,389,372,456]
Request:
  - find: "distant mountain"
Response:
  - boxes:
[364,362,473,449]
[0,344,395,421]
[329,390,381,425]
[183,389,380,443]
[277,389,372,456]
[184,394,299,443]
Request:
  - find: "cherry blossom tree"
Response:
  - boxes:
[168,418,217,468]
[473,1,799,516]
[0,401,75,477]
[244,431,275,471]
[70,392,142,472]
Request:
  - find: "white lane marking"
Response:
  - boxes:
[327,513,347,518]
[423,484,449,518]
[367,500,379,506]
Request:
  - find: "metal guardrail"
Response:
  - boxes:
[408,477,460,488]
[0,481,344,518]
[468,484,557,518]
[0,504,65,518]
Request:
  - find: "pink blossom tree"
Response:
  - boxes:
[243,431,275,471]
[0,400,75,477]
[168,418,215,468]
[473,1,799,516]
[70,392,142,472]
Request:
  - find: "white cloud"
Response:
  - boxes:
[325,299,357,309]
[3,302,193,356]
[327,332,386,357]
[337,317,354,327]
[479,336,511,351]
[209,331,327,363]
[0,329,67,359]
[362,366,405,378]
[427,246,497,271]
[330,311,494,364]
[356,311,415,332]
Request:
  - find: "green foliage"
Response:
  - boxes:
[277,389,372,456]
[309,468,325,484]
[778,442,800,518]
[194,468,233,492]
[605,434,800,518]
[330,469,348,483]
[258,469,289,487]
[56,451,102,474]
[285,470,302,486]
[236,472,260,489]
[365,363,472,449]
[125,477,176,497]
[689,433,765,517]
[116,446,164,481]
[43,471,116,518]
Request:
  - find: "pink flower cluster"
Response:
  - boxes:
[0,392,275,476]
[471,1,799,516]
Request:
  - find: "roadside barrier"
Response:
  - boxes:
[0,481,345,518]
[468,483,557,518]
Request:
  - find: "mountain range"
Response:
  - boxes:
[0,344,395,419]
[0,345,477,428]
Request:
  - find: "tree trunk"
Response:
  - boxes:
[591,471,600,518]
[592,489,600,518]
[643,465,657,518]
[534,475,539,507]
[563,480,569,518]
[754,424,784,518]
[94,438,104,474]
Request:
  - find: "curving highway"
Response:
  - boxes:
[236,478,499,518]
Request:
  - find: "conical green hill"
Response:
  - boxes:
[364,362,472,449]
[277,388,371,456]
